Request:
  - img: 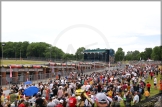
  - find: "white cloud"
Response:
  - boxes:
[2,1,160,54]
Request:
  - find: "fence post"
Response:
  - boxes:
[0,75,1,86]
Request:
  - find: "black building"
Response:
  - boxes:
[83,49,115,63]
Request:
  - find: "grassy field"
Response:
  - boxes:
[120,74,161,106]
[1,60,48,65]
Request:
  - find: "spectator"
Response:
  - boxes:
[55,99,64,107]
[133,91,139,105]
[144,89,150,99]
[35,94,44,107]
[146,82,151,93]
[68,94,77,107]
[153,76,157,89]
[94,93,109,107]
[47,98,56,107]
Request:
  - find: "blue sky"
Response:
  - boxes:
[2,1,161,54]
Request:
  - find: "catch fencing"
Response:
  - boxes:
[0,68,104,86]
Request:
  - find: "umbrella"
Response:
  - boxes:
[24,86,39,96]
[24,81,32,85]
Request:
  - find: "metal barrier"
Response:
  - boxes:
[0,68,104,86]
[0,75,2,86]
[132,93,162,107]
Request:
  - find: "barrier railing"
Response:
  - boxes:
[0,68,104,86]
[132,93,162,107]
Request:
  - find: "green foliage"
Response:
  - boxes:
[151,46,161,60]
[75,47,85,60]
[115,47,125,61]
[1,41,161,61]
[144,48,152,59]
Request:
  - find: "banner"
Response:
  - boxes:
[10,66,12,77]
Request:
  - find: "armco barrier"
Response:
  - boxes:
[132,93,162,107]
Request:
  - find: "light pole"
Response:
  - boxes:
[15,48,16,60]
[50,48,51,61]
[2,43,5,62]
[20,49,21,60]
[94,53,95,62]
[105,52,107,63]
[98,52,99,61]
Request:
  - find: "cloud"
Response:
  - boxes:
[2,1,160,54]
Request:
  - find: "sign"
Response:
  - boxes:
[29,69,35,71]
[18,69,25,71]
[6,69,10,72]
[38,69,43,71]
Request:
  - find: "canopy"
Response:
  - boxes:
[24,81,32,85]
[24,86,39,96]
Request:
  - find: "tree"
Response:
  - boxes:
[115,48,125,61]
[26,42,50,57]
[63,53,75,61]
[151,46,160,60]
[131,50,140,60]
[75,47,85,60]
[144,48,152,60]
[125,51,133,61]
[140,52,146,60]
[44,46,64,60]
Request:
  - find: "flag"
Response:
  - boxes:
[10,66,12,77]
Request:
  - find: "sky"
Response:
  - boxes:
[2,1,161,54]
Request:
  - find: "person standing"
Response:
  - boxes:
[146,82,151,93]
[125,91,132,107]
[133,91,139,105]
[55,100,64,107]
[94,93,109,107]
[68,94,77,107]
[57,87,63,99]
[144,89,150,99]
[153,77,157,89]
[35,95,44,107]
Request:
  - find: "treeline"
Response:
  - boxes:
[0,41,85,61]
[0,41,161,61]
[115,47,162,61]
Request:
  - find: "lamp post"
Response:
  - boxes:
[105,52,107,63]
[50,48,51,61]
[94,53,95,62]
[20,49,21,60]
[2,43,5,62]
[15,48,16,60]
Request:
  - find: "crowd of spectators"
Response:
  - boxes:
[0,61,162,107]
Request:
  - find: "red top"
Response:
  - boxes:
[147,83,151,88]
[55,104,64,107]
[18,103,26,107]
[68,97,77,107]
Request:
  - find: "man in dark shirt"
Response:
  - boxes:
[52,86,58,97]
[97,83,102,92]
[35,95,44,107]
[125,91,132,107]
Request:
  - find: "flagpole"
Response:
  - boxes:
[9,65,12,91]
[109,62,110,72]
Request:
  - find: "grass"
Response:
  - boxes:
[120,74,161,106]
[1,60,48,65]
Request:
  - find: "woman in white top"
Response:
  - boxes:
[153,77,157,89]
